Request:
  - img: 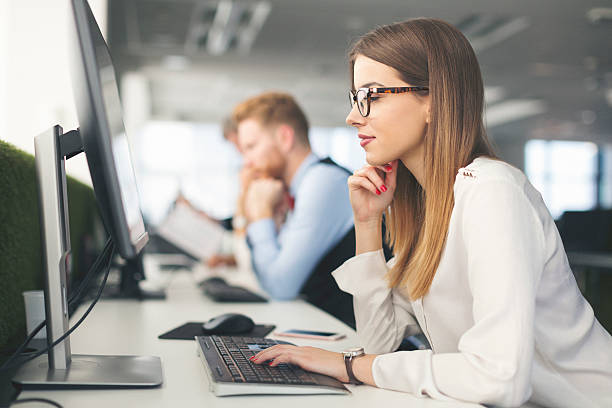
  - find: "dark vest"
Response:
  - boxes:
[299,158,392,329]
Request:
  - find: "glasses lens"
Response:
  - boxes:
[356,90,368,116]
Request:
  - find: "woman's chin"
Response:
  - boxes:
[365,152,395,167]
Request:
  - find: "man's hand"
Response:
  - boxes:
[236,167,269,219]
[239,167,269,195]
[206,254,237,268]
[244,178,285,222]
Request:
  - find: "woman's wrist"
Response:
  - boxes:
[355,216,382,255]
[354,215,382,229]
[351,354,377,386]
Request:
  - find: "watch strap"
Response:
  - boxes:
[344,354,363,385]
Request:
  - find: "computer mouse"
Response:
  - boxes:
[202,313,255,334]
[201,276,226,286]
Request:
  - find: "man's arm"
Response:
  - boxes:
[247,167,353,300]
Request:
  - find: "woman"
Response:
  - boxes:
[251,18,612,407]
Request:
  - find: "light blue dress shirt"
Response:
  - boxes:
[246,153,354,300]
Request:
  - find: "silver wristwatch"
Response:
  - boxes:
[232,215,247,230]
[342,347,365,384]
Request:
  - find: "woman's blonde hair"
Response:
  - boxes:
[349,18,496,299]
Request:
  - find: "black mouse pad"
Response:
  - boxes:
[158,322,276,340]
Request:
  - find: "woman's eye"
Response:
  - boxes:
[370,96,380,102]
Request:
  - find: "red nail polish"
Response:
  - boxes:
[380,185,387,192]
[376,189,381,195]
[384,165,392,171]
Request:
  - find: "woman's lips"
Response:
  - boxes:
[359,134,375,147]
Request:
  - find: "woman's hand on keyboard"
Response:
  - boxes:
[250,344,377,386]
[250,345,350,383]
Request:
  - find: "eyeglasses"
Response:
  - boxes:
[348,86,429,117]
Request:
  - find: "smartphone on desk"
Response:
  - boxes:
[275,329,346,341]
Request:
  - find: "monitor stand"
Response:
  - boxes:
[103,252,166,300]
[12,125,163,388]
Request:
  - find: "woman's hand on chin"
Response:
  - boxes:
[348,160,398,225]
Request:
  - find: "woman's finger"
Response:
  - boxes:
[374,162,394,174]
[383,160,399,190]
[348,174,381,195]
[250,344,293,363]
[354,166,387,192]
[251,345,305,367]
[250,345,281,362]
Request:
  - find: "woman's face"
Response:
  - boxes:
[346,55,430,167]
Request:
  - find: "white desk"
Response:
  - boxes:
[18,269,481,408]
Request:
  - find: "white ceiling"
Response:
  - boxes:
[108,0,612,142]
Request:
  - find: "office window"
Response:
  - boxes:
[310,127,365,172]
[132,121,242,225]
[525,139,598,219]
[601,145,612,209]
[132,122,364,225]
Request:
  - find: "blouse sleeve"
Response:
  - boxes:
[370,180,547,407]
[332,250,421,354]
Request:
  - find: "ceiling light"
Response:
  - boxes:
[206,0,270,56]
[486,99,547,128]
[236,1,271,54]
[484,86,506,105]
[458,14,530,53]
[469,17,530,53]
[586,8,612,24]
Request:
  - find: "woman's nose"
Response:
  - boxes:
[346,104,364,127]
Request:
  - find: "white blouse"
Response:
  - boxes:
[332,157,612,408]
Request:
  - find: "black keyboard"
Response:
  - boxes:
[201,279,268,303]
[196,335,348,395]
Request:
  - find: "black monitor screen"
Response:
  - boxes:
[71,0,147,258]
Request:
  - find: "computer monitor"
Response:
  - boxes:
[71,0,147,260]
[72,0,166,300]
[12,0,162,388]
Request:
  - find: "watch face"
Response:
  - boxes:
[343,347,364,357]
[232,216,247,230]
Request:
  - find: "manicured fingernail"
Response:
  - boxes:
[249,357,254,361]
[376,189,381,195]
[268,362,274,366]
[380,185,387,192]
[384,165,392,171]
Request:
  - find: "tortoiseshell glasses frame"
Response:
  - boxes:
[348,86,429,117]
